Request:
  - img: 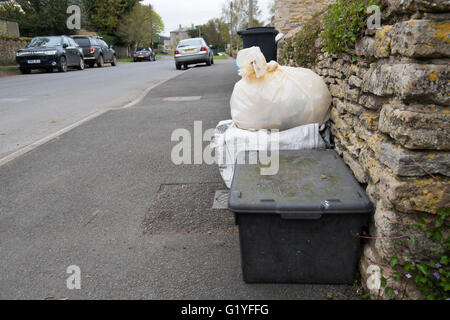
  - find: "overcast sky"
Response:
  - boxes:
[143,0,274,37]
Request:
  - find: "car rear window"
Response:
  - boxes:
[178,39,203,47]
[73,37,90,46]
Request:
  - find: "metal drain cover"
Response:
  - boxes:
[212,190,229,210]
[162,96,202,102]
[142,184,235,235]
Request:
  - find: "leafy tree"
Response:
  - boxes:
[117,3,164,48]
[221,0,263,52]
[187,26,201,39]
[150,9,164,43]
[83,0,141,35]
[222,0,262,32]
[197,18,230,52]
[184,0,263,53]
[0,1,23,22]
[0,0,75,37]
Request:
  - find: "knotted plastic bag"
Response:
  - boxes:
[230,46,332,131]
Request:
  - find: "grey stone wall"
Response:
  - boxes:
[277,0,449,299]
[0,37,29,65]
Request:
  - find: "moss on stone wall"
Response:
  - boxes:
[281,0,384,68]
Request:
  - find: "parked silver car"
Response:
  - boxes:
[174,38,214,70]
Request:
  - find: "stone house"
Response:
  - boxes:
[166,25,190,51]
[0,18,20,37]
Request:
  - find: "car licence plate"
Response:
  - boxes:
[184,49,195,53]
[139,55,144,58]
[27,60,41,64]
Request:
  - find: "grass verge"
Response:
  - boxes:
[213,55,228,60]
[117,58,133,63]
[0,66,19,70]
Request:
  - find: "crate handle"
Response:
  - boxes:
[280,212,322,220]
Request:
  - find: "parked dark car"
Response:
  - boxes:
[71,36,117,68]
[96,37,117,66]
[133,47,156,62]
[16,36,84,74]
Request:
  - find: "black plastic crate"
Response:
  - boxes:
[228,150,372,284]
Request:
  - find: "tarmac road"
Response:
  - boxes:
[0,56,180,161]
[0,59,356,300]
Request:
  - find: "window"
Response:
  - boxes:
[69,38,78,47]
[62,37,70,47]
[178,39,203,47]
[27,37,61,48]
[73,37,90,47]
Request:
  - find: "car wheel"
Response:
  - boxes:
[58,56,68,72]
[206,57,211,66]
[20,68,31,74]
[97,55,104,68]
[176,63,181,70]
[77,56,85,70]
[111,55,117,66]
[211,57,214,65]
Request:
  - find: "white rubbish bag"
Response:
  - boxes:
[211,120,326,188]
[230,46,332,131]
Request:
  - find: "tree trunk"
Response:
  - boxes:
[249,0,253,28]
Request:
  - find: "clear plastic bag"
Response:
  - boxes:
[211,120,326,188]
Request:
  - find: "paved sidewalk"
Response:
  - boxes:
[0,61,356,299]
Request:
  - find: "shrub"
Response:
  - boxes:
[321,0,382,54]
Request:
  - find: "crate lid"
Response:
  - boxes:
[228,150,373,219]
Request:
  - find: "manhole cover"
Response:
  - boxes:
[162,96,202,102]
[212,190,229,210]
[142,183,236,235]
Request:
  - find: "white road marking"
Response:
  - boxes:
[0,98,28,103]
[162,96,202,102]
